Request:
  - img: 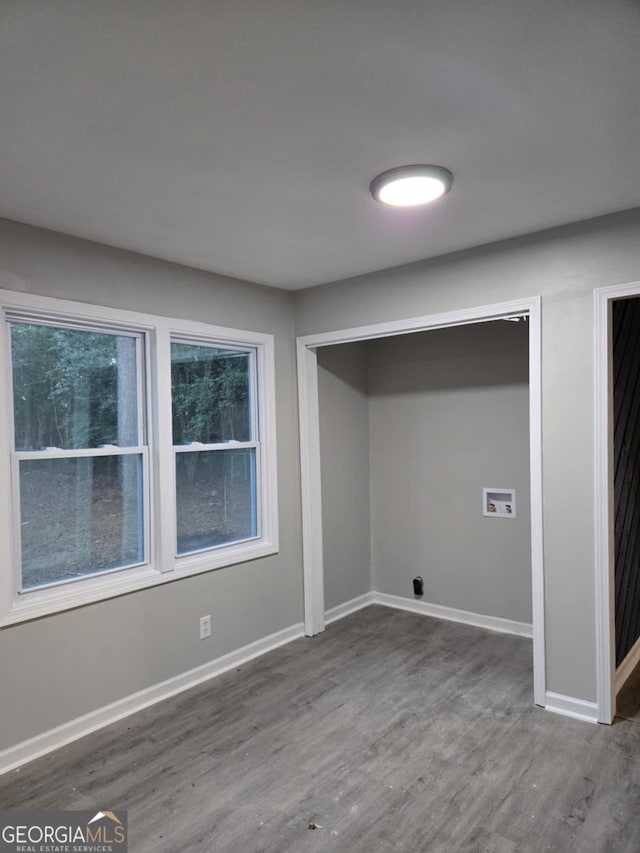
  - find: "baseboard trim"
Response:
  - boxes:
[372,592,533,638]
[615,634,640,694]
[544,691,599,724]
[0,621,305,776]
[324,592,375,625]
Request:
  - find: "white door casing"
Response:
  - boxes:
[594,280,640,724]
[296,297,546,709]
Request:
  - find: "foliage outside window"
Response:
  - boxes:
[0,291,278,625]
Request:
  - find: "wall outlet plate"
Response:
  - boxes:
[199,614,212,639]
[483,488,516,518]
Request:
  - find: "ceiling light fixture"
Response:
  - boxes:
[370,164,453,207]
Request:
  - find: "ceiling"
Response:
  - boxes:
[1,1,639,290]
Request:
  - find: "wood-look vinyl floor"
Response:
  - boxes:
[2,605,640,852]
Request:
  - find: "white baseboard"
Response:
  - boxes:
[0,621,304,776]
[324,592,375,625]
[615,634,640,693]
[372,592,533,638]
[544,691,599,724]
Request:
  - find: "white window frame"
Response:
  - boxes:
[0,289,279,625]
[170,336,261,563]
[8,317,150,595]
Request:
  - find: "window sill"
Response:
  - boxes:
[0,540,279,627]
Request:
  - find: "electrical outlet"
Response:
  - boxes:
[199,614,212,640]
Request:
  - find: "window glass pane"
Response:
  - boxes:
[176,449,256,555]
[19,455,144,590]
[171,343,251,444]
[10,323,140,451]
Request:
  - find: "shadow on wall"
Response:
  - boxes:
[366,320,529,395]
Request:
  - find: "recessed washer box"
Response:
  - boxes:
[483,488,516,518]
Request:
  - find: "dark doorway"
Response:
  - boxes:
[613,296,640,666]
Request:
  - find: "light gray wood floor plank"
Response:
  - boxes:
[2,605,640,852]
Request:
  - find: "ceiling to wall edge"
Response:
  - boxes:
[3,208,639,295]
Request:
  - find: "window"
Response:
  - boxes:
[0,290,278,624]
[10,321,147,591]
[171,341,258,555]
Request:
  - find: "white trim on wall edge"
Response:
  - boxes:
[325,592,375,625]
[615,633,640,694]
[372,592,533,638]
[0,622,304,776]
[297,339,325,636]
[544,691,599,724]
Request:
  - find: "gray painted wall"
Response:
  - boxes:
[0,219,302,750]
[367,322,531,622]
[317,343,371,610]
[295,209,640,703]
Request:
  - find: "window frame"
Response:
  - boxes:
[0,289,279,626]
[170,337,260,558]
[8,317,150,594]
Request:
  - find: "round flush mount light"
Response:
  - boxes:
[370,164,453,207]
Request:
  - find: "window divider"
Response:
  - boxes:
[151,327,177,574]
[13,446,146,460]
[173,441,258,453]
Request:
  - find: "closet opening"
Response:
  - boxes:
[297,298,545,708]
